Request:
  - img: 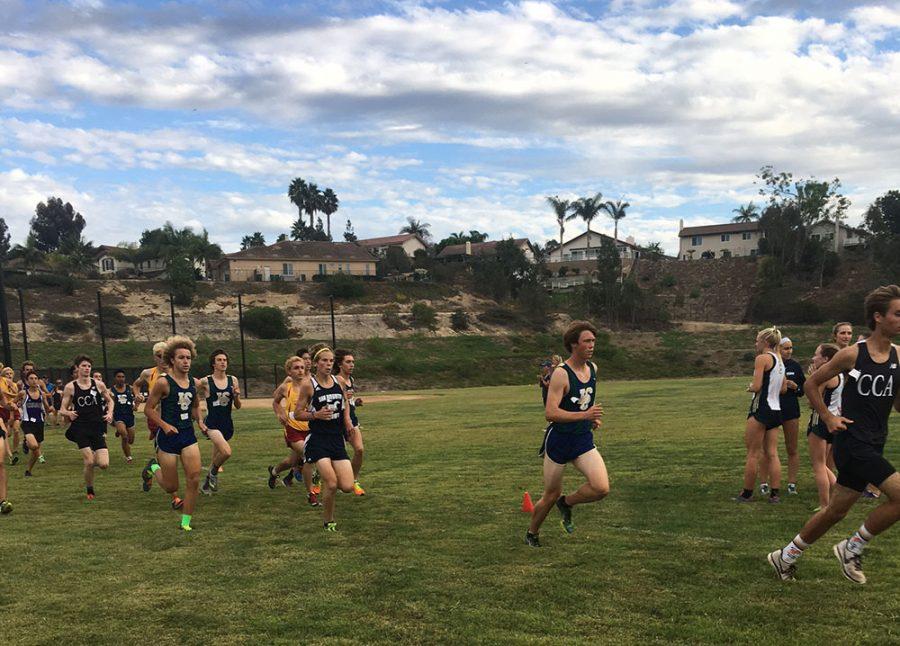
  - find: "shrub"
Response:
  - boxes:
[382,311,408,330]
[44,313,89,335]
[660,274,676,288]
[742,351,755,362]
[324,272,366,299]
[99,305,129,339]
[410,302,437,330]
[688,288,701,299]
[451,309,469,331]
[242,306,290,339]
[478,306,520,326]
[270,280,297,294]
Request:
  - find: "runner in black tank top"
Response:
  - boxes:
[526,322,608,548]
[335,349,366,496]
[805,343,841,510]
[21,371,50,476]
[199,350,241,495]
[292,345,354,532]
[769,285,900,584]
[60,356,114,500]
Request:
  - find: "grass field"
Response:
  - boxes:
[1,377,898,644]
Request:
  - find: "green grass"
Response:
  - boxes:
[1,377,898,644]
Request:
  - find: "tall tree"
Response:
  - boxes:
[321,188,339,239]
[567,192,604,248]
[399,217,432,242]
[731,202,759,223]
[602,198,629,244]
[546,195,570,253]
[276,233,288,242]
[9,234,46,272]
[57,235,96,275]
[304,182,322,228]
[288,178,307,222]
[343,219,357,242]
[29,197,86,252]
[241,232,266,250]
[0,217,10,260]
[864,190,900,279]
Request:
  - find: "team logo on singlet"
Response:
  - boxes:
[178,391,193,410]
[570,387,594,411]
[214,392,231,407]
[117,394,128,404]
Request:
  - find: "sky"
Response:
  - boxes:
[2,0,900,255]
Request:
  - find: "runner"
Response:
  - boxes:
[50,379,63,426]
[0,404,9,513]
[293,345,355,531]
[768,285,900,584]
[334,348,366,496]
[199,349,241,495]
[735,326,787,503]
[59,356,114,499]
[539,359,552,406]
[110,369,138,463]
[778,337,805,495]
[140,336,205,531]
[133,342,168,441]
[21,370,50,477]
[526,321,607,547]
[268,355,317,505]
[806,343,842,510]
[0,366,20,465]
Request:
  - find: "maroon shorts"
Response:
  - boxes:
[284,426,309,447]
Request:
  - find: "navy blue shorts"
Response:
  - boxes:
[113,412,135,428]
[304,433,350,463]
[539,426,595,465]
[748,409,782,431]
[204,416,234,442]
[807,420,833,444]
[779,399,800,423]
[156,427,198,455]
[833,433,896,492]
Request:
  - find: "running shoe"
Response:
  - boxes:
[556,497,574,534]
[352,481,366,496]
[862,490,880,499]
[308,492,320,507]
[141,458,157,492]
[9,454,18,465]
[324,521,338,532]
[86,492,95,501]
[525,531,542,548]
[207,470,219,492]
[182,524,193,532]
[126,456,133,464]
[201,478,212,496]
[24,470,31,477]
[0,500,11,514]
[38,455,45,464]
[267,466,278,490]
[311,484,321,495]
[732,494,753,503]
[767,549,797,581]
[787,483,798,495]
[769,495,781,504]
[833,540,866,584]
[759,483,770,496]
[171,497,184,510]
[282,472,294,487]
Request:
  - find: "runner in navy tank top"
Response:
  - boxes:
[292,345,355,532]
[335,348,366,496]
[735,327,786,503]
[59,356,114,500]
[21,371,50,477]
[769,285,900,584]
[141,336,205,532]
[199,349,241,495]
[805,343,841,510]
[110,369,137,464]
[526,321,607,548]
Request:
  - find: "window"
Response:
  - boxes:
[691,235,702,246]
[300,274,306,282]
[365,264,370,276]
[318,263,326,275]
[742,232,752,240]
[750,249,757,257]
[720,234,730,242]
[282,263,293,276]
[101,258,115,271]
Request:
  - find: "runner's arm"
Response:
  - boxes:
[747,354,770,393]
[98,382,115,424]
[132,370,149,403]
[144,379,175,434]
[231,376,242,409]
[192,385,207,433]
[271,384,288,425]
[59,383,76,420]
[806,345,858,433]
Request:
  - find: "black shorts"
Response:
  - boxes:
[66,422,107,451]
[748,409,782,431]
[304,433,350,463]
[22,421,45,444]
[833,433,896,492]
[780,399,801,423]
[806,420,834,444]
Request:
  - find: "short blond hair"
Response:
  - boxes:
[153,341,167,355]
[163,335,196,365]
[284,355,304,375]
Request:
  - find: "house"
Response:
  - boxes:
[435,238,535,263]
[208,240,378,282]
[94,246,136,276]
[809,220,867,251]
[547,230,641,263]
[356,233,428,258]
[677,220,761,260]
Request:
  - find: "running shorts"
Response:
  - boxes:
[204,417,234,442]
[748,409,782,431]
[540,426,596,465]
[284,425,309,447]
[66,421,107,451]
[304,433,350,463]
[807,420,834,445]
[156,427,198,455]
[833,433,896,492]
[22,421,45,444]
[114,411,136,428]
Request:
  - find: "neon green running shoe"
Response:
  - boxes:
[556,497,574,534]
[324,521,337,532]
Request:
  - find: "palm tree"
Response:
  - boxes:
[58,235,96,275]
[400,217,432,242]
[9,234,46,272]
[566,192,604,248]
[602,198,630,244]
[304,182,322,228]
[288,177,307,221]
[321,188,339,239]
[731,202,759,223]
[546,195,570,254]
[241,232,266,250]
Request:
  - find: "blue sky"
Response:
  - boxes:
[2,0,900,254]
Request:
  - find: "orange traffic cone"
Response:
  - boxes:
[521,491,535,513]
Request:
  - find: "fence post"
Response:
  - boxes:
[0,260,12,367]
[330,295,336,349]
[169,294,177,334]
[237,293,248,397]
[97,291,109,382]
[17,287,28,360]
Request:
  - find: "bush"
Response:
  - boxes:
[99,305,129,339]
[44,312,89,335]
[451,309,469,331]
[742,351,755,362]
[688,288,701,299]
[382,311,408,330]
[410,302,437,330]
[478,306,520,326]
[242,306,290,339]
[270,280,297,294]
[748,290,825,324]
[660,274,676,288]
[324,272,366,299]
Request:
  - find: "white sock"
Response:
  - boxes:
[781,535,808,564]
[846,525,873,556]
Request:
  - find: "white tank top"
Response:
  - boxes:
[766,351,785,411]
